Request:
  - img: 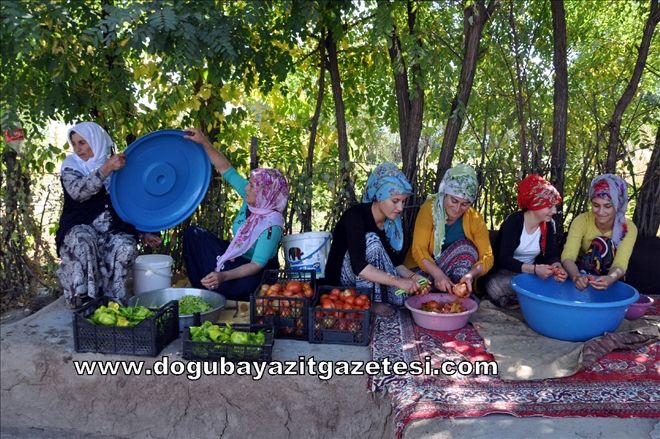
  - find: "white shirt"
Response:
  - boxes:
[514,227,541,264]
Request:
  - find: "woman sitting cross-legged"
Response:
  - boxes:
[561,174,638,291]
[323,163,427,314]
[182,128,288,302]
[404,164,493,298]
[483,174,567,308]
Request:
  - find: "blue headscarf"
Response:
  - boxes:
[361,163,413,251]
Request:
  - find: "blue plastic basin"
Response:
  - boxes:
[510,274,639,342]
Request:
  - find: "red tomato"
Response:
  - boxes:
[340,288,356,298]
[452,282,469,298]
[344,296,356,306]
[286,280,302,294]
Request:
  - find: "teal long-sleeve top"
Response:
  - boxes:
[222,167,283,266]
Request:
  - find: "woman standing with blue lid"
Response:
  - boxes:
[182,128,289,302]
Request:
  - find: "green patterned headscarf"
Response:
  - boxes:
[430,164,478,258]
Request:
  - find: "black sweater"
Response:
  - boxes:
[55,180,137,255]
[324,203,405,285]
[494,211,560,273]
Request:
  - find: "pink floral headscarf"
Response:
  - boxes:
[216,168,289,270]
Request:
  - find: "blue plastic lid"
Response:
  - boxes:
[110,129,211,232]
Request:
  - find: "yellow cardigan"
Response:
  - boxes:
[560,211,638,271]
[404,200,494,276]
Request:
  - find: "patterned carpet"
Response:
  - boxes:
[369,299,659,438]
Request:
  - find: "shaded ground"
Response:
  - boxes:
[1,297,657,438]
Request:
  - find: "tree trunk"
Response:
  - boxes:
[550,0,569,233]
[508,0,529,177]
[435,0,499,189]
[387,0,425,245]
[0,150,29,300]
[301,39,326,233]
[326,29,356,205]
[250,136,259,170]
[605,0,659,172]
[633,127,660,236]
[388,0,424,186]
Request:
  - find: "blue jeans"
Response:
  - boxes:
[183,226,278,301]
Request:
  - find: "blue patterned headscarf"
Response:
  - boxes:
[361,163,413,251]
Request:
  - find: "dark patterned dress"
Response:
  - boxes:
[56,169,137,305]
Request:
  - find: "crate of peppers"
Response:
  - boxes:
[182,321,274,362]
[73,296,179,357]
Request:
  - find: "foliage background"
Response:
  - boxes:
[1,0,658,308]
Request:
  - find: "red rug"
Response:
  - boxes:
[369,298,659,438]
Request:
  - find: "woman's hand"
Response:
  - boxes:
[101,153,126,176]
[395,277,420,294]
[183,128,211,147]
[551,264,568,282]
[201,271,226,290]
[433,271,453,293]
[184,128,231,173]
[410,274,432,295]
[573,274,590,290]
[533,264,554,280]
[457,273,474,294]
[140,233,162,249]
[589,275,616,290]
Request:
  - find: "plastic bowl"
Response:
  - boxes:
[405,293,478,331]
[625,294,654,320]
[128,288,226,332]
[511,274,639,342]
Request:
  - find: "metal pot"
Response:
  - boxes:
[128,288,226,332]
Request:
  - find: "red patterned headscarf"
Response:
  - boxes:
[517,174,562,211]
[517,174,562,255]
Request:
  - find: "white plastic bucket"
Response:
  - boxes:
[134,254,173,295]
[281,231,332,277]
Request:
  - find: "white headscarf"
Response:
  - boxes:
[61,122,114,189]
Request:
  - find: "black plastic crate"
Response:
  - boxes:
[250,269,316,340]
[308,286,373,346]
[73,296,179,357]
[182,323,274,362]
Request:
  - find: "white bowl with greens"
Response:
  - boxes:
[128,288,226,331]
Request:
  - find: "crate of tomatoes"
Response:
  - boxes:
[250,269,316,340]
[308,286,373,346]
